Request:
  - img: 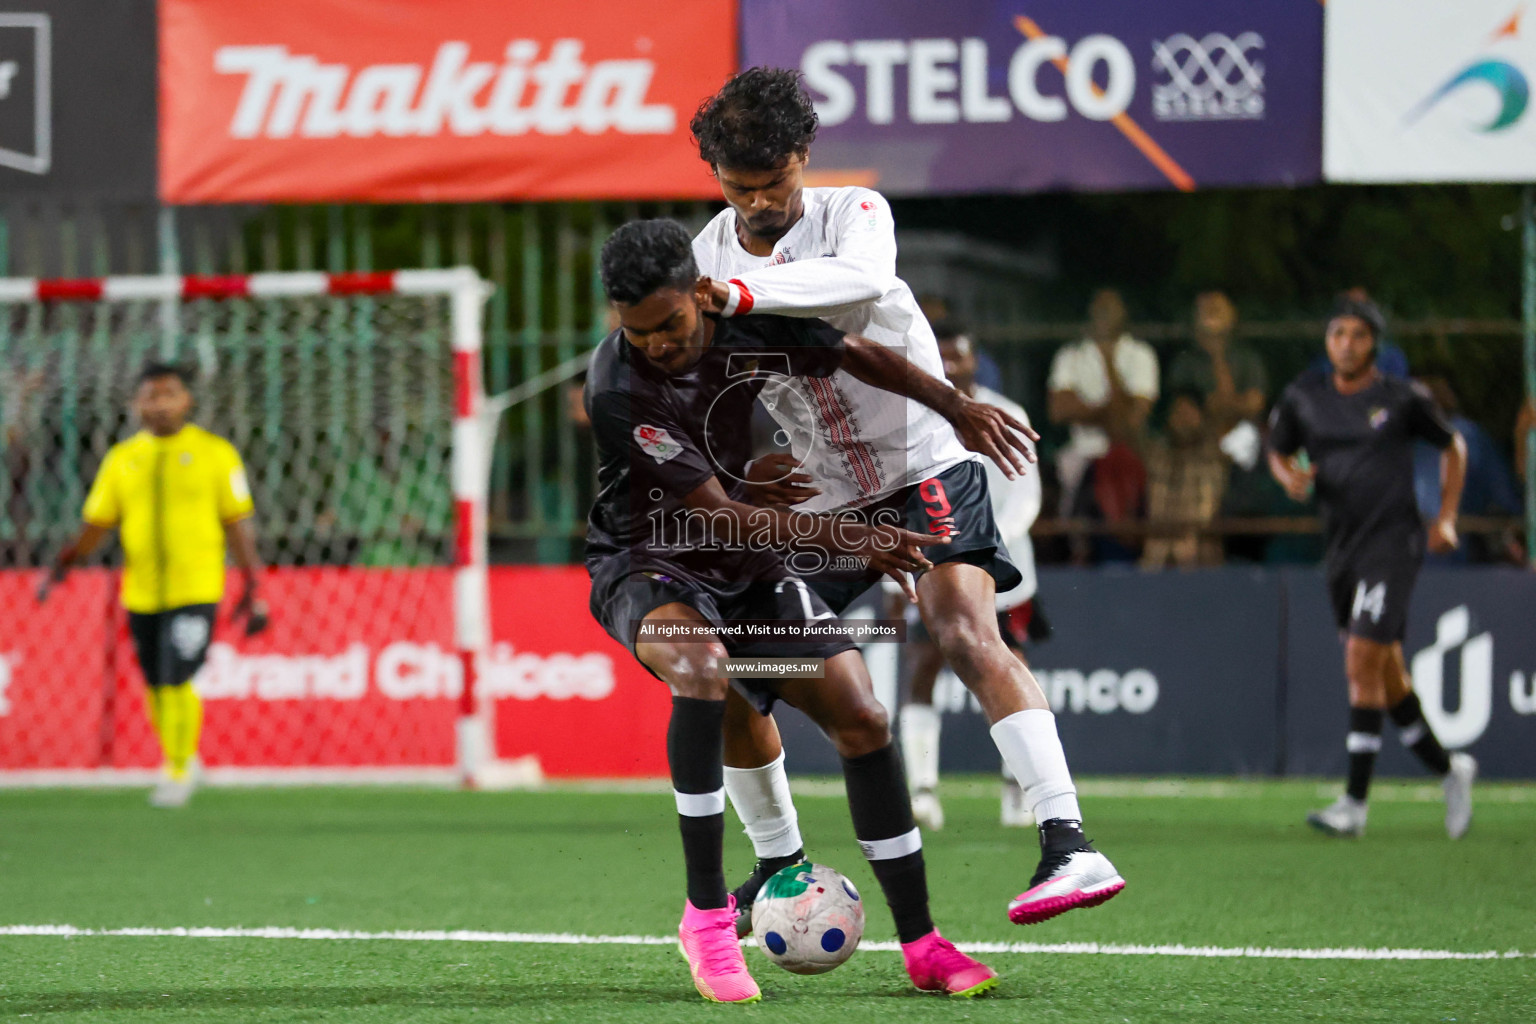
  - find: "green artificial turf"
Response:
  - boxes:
[1,779,1531,1022]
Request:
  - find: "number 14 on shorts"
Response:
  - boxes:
[1352,581,1387,624]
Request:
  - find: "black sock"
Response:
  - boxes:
[668,696,727,910]
[756,849,805,874]
[842,744,933,944]
[1038,818,1089,855]
[1388,693,1452,775]
[732,849,806,908]
[1345,707,1385,802]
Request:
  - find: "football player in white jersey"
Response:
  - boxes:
[899,324,1050,833]
[688,68,1123,932]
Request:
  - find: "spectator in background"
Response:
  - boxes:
[1413,376,1522,564]
[919,294,1004,393]
[566,370,591,430]
[1047,289,1157,562]
[1517,400,1536,566]
[1141,388,1228,569]
[1165,291,1273,563]
[336,423,452,567]
[1167,291,1267,437]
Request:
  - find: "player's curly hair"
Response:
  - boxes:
[599,219,698,305]
[690,67,819,170]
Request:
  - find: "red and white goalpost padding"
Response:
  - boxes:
[0,268,545,787]
[0,269,479,304]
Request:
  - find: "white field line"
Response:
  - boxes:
[3,772,1531,803]
[783,778,1536,802]
[0,925,1528,962]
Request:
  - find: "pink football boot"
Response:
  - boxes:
[901,930,999,998]
[678,896,761,1004]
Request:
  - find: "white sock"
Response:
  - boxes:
[722,751,804,859]
[898,703,942,793]
[989,709,1082,824]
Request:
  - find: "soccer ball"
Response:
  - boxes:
[749,862,865,975]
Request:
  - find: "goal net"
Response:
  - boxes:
[0,269,516,785]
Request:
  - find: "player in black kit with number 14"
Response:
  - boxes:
[1267,297,1475,839]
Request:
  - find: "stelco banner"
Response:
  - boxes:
[158,0,735,203]
[741,0,1322,195]
[1325,0,1536,182]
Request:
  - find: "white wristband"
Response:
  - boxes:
[720,281,743,318]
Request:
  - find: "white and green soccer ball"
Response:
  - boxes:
[749,862,865,975]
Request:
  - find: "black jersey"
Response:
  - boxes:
[583,313,844,592]
[1268,369,1455,562]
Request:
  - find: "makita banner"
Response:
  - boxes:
[741,0,1322,195]
[1324,0,1536,182]
[158,0,735,202]
[0,0,157,199]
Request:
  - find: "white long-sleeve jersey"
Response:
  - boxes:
[973,385,1039,610]
[692,186,972,513]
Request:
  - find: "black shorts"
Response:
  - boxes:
[1326,540,1422,643]
[588,565,857,714]
[128,604,217,686]
[802,460,1022,615]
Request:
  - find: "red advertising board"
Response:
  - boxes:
[487,566,668,777]
[158,0,735,203]
[0,566,669,777]
[0,570,114,769]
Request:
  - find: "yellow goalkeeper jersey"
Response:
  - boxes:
[82,424,255,614]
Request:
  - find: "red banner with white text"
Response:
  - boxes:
[0,566,668,777]
[158,0,735,203]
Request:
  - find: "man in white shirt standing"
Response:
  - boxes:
[1047,289,1159,533]
[688,68,1123,942]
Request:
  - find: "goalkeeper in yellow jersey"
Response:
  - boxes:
[41,363,269,807]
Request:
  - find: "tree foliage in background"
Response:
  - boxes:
[894,184,1527,455]
[893,184,1522,321]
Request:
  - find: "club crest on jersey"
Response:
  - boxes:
[771,248,794,265]
[634,424,684,464]
[1368,407,1389,429]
